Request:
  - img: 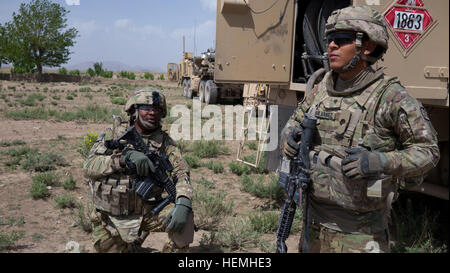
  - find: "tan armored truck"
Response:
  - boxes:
[215,0,448,200]
[177,37,243,104]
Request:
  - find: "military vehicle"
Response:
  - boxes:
[167,63,178,82]
[177,37,243,104]
[215,0,448,200]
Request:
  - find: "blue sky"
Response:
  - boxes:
[0,0,217,72]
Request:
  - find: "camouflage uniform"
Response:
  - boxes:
[83,90,194,253]
[281,6,440,253]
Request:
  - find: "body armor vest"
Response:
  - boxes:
[299,72,401,212]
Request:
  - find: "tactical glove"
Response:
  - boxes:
[281,127,302,159]
[341,147,386,180]
[164,197,192,233]
[120,149,155,177]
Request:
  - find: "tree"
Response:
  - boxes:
[0,24,8,68]
[4,0,78,76]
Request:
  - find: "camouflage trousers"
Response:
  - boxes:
[90,203,191,253]
[299,222,390,253]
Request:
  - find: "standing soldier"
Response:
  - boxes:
[280,6,439,253]
[83,89,194,253]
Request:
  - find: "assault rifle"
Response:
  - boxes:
[276,113,317,253]
[104,125,177,217]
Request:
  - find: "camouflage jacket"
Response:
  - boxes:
[281,68,440,233]
[83,125,193,201]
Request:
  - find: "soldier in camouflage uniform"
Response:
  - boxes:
[280,6,439,253]
[83,89,194,253]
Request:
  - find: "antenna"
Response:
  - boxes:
[183,35,185,54]
[194,19,197,56]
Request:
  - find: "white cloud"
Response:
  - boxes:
[65,0,80,6]
[114,19,131,29]
[200,0,216,12]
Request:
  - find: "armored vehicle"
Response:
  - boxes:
[215,0,448,200]
[177,37,243,104]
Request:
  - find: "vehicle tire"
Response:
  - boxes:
[199,80,207,103]
[302,0,349,71]
[204,80,218,105]
[186,79,193,99]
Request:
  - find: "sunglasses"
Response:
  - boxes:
[326,32,357,47]
[138,105,160,112]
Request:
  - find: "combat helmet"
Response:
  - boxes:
[124,89,167,118]
[325,5,389,70]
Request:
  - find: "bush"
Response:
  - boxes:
[110,97,127,105]
[240,174,284,201]
[58,67,68,75]
[101,70,113,78]
[184,155,201,168]
[30,180,50,199]
[215,216,262,252]
[69,70,80,76]
[228,161,251,176]
[21,152,67,172]
[32,171,60,187]
[87,68,95,77]
[93,62,103,76]
[54,194,76,209]
[77,130,99,158]
[248,210,280,233]
[62,175,77,190]
[158,74,165,80]
[0,230,25,251]
[193,186,233,230]
[72,202,93,233]
[144,72,154,80]
[203,161,224,173]
[191,140,229,158]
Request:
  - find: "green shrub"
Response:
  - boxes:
[77,130,99,158]
[228,161,250,176]
[21,152,67,172]
[144,72,154,80]
[203,161,224,173]
[193,187,233,230]
[62,175,77,190]
[248,210,280,233]
[240,174,284,201]
[0,140,26,147]
[30,181,50,199]
[191,140,229,158]
[242,154,268,174]
[72,202,93,233]
[69,70,80,76]
[32,171,60,187]
[246,141,258,150]
[215,216,262,252]
[0,230,25,250]
[54,194,76,209]
[101,70,113,78]
[110,97,127,105]
[58,67,68,75]
[184,155,201,168]
[93,62,103,76]
[65,95,74,100]
[158,74,165,80]
[87,68,95,77]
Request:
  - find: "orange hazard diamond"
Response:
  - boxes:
[384,0,434,54]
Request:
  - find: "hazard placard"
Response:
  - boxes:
[384,0,434,52]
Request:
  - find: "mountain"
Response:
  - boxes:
[66,61,162,72]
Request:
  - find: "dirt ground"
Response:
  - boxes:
[0,76,302,253]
